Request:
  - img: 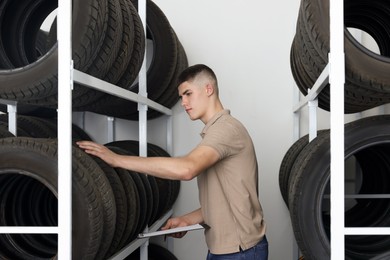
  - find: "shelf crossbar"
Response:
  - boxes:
[0,98,17,106]
[108,209,173,260]
[293,63,329,113]
[344,227,390,236]
[323,194,390,199]
[73,70,172,116]
[0,227,58,234]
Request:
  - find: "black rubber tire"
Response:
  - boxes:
[127,171,148,241]
[279,130,329,206]
[279,134,311,207]
[371,251,390,260]
[105,141,155,229]
[139,173,154,230]
[0,124,14,137]
[129,0,178,100]
[117,166,140,249]
[35,29,49,59]
[127,31,189,120]
[70,141,105,260]
[72,0,124,107]
[72,0,137,108]
[0,120,32,137]
[147,142,180,217]
[78,0,187,121]
[156,34,189,109]
[4,178,57,258]
[147,175,160,226]
[92,157,128,259]
[0,0,108,104]
[110,0,145,91]
[0,137,104,260]
[0,0,56,68]
[86,0,123,81]
[73,146,117,260]
[105,145,140,251]
[0,114,56,138]
[107,140,180,221]
[291,0,390,113]
[0,103,57,118]
[288,115,390,259]
[29,117,94,141]
[105,144,149,243]
[73,0,145,114]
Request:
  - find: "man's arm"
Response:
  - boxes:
[76,141,220,180]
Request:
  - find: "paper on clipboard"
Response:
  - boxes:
[138,223,208,238]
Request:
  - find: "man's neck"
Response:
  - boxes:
[201,102,224,124]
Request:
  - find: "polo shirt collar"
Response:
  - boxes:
[200,109,230,138]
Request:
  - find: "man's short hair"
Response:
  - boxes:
[177,64,218,88]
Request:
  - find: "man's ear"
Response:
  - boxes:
[205,83,214,96]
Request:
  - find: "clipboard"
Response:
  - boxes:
[138,223,208,238]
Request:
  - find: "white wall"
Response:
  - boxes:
[4,0,389,259]
[151,0,301,259]
[76,0,301,259]
[74,1,390,259]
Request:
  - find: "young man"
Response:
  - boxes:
[77,64,268,259]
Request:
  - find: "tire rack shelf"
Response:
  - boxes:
[108,209,173,260]
[293,0,390,259]
[73,71,174,260]
[0,0,174,260]
[67,0,172,260]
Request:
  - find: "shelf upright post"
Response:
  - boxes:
[6,100,17,136]
[107,116,115,142]
[138,0,149,259]
[329,0,345,258]
[57,0,73,258]
[308,98,318,142]
[166,115,173,155]
[138,0,147,158]
[293,86,301,142]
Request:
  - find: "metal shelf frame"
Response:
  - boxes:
[0,0,174,260]
[58,0,174,258]
[293,0,390,259]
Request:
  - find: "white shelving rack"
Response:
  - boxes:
[293,0,390,259]
[328,0,346,258]
[57,0,72,258]
[57,0,174,259]
[0,0,174,258]
[0,1,69,254]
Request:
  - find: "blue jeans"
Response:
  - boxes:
[206,236,268,260]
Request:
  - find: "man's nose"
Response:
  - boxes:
[181,97,187,107]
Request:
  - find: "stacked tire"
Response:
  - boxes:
[279,115,390,259]
[288,0,390,258]
[0,0,188,120]
[78,0,188,120]
[0,117,180,259]
[291,0,390,113]
[0,0,185,258]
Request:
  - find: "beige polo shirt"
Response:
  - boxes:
[197,109,266,254]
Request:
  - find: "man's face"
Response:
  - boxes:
[178,81,207,121]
